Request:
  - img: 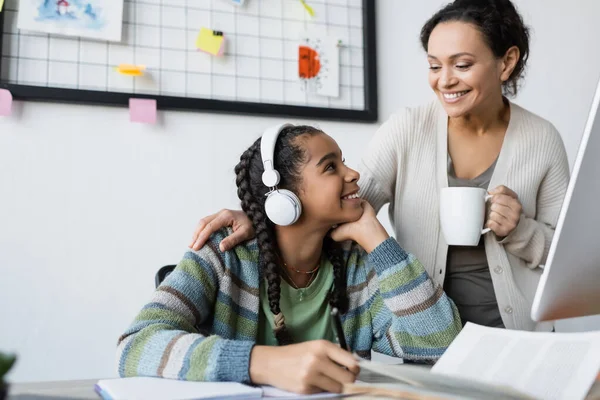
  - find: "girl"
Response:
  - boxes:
[117,124,462,394]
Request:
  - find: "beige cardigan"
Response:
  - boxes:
[358,100,570,331]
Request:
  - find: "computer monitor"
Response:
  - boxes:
[531,78,600,322]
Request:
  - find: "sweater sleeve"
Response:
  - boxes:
[360,238,462,361]
[499,127,570,268]
[358,111,406,213]
[116,237,254,383]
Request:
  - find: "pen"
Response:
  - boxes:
[330,307,349,351]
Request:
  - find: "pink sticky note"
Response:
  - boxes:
[0,88,13,116]
[129,98,156,124]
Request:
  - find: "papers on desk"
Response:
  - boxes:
[345,323,600,400]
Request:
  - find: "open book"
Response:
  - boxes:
[345,323,600,400]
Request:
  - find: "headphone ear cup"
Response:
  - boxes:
[264,189,302,226]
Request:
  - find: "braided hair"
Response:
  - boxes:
[234,126,348,345]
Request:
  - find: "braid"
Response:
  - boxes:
[255,216,293,345]
[234,142,260,221]
[234,138,294,345]
[324,236,349,314]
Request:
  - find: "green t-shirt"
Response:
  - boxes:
[257,257,336,346]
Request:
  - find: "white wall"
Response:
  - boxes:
[1,0,600,383]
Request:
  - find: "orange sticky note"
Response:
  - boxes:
[116,64,146,76]
[129,98,156,124]
[196,28,225,56]
[0,88,12,116]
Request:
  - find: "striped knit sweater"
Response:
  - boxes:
[116,229,462,383]
[358,99,570,331]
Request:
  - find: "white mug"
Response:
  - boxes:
[440,187,492,246]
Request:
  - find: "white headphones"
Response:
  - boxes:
[261,123,303,226]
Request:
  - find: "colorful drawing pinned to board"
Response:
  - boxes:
[0,89,12,116]
[115,64,146,77]
[196,28,225,56]
[129,98,157,124]
[298,36,340,98]
[299,45,321,79]
[17,0,124,42]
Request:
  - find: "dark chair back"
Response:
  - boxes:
[155,264,176,288]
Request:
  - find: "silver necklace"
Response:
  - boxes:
[277,254,321,275]
[279,265,318,302]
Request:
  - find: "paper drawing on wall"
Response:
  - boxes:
[17,0,124,42]
[298,35,340,98]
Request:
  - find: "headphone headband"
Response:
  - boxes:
[261,123,293,188]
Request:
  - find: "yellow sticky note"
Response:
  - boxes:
[196,28,225,56]
[115,64,146,76]
[0,0,5,12]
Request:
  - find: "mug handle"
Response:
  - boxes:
[482,194,493,234]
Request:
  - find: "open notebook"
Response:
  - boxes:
[344,323,600,400]
[95,377,339,400]
[95,378,262,400]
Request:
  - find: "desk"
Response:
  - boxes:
[8,380,98,399]
[8,378,600,399]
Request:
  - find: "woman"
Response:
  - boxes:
[189,0,569,332]
[117,125,462,394]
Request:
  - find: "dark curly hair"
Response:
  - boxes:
[234,125,349,345]
[420,0,530,97]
